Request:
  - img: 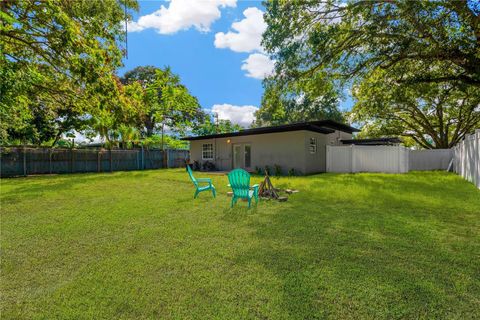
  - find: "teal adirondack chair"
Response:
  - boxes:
[186,165,216,199]
[228,169,259,208]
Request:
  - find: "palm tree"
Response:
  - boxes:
[118,124,140,149]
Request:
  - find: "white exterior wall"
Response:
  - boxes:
[190,131,308,174]
[189,129,353,174]
[304,130,353,173]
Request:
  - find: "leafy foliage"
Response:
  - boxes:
[192,112,242,136]
[121,66,202,142]
[121,65,158,87]
[0,0,139,144]
[263,0,480,87]
[254,77,344,127]
[141,135,189,150]
[262,0,480,147]
[351,67,480,148]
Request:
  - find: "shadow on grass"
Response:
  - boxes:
[0,170,193,204]
[229,172,480,318]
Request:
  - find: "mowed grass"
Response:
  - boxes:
[1,169,479,319]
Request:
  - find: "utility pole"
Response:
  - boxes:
[213,112,219,165]
[213,112,219,134]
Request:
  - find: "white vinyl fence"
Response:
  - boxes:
[326,130,480,189]
[326,145,409,173]
[453,130,480,188]
[409,149,453,171]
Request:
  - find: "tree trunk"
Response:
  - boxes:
[145,115,155,137]
[51,131,62,147]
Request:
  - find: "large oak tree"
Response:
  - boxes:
[121,66,202,148]
[262,0,480,148]
[0,0,138,144]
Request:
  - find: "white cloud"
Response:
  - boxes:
[128,0,236,34]
[127,21,146,32]
[214,7,266,53]
[214,7,275,79]
[241,53,274,79]
[63,131,102,144]
[211,104,258,127]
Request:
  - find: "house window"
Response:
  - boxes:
[202,143,214,160]
[309,137,317,154]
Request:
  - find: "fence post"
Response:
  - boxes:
[397,145,400,173]
[166,149,170,169]
[326,145,330,172]
[475,130,480,188]
[351,144,355,173]
[405,148,410,173]
[136,149,139,170]
[49,149,52,174]
[109,148,113,172]
[141,146,144,170]
[161,149,165,168]
[71,148,74,173]
[23,146,27,177]
[97,150,101,172]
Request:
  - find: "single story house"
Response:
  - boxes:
[182,120,359,175]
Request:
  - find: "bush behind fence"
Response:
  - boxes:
[0,147,189,177]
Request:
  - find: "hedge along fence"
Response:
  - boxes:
[0,147,189,177]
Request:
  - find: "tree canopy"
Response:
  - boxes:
[0,0,138,144]
[263,0,479,87]
[351,66,480,148]
[262,0,480,148]
[254,76,344,127]
[120,66,202,145]
[0,1,204,150]
[192,113,242,136]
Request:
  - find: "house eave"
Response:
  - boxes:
[181,120,357,141]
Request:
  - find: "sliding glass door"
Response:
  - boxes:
[233,144,251,169]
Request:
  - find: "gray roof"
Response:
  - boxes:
[182,120,359,141]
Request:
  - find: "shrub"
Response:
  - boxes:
[288,168,296,176]
[192,161,200,171]
[202,161,216,171]
[264,165,271,176]
[274,164,282,176]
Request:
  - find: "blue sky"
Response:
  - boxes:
[119,0,353,127]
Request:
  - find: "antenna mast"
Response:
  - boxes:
[214,112,219,133]
[124,1,128,59]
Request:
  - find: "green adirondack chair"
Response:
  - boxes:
[228,168,259,208]
[186,165,216,199]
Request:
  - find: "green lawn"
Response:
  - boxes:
[1,170,479,319]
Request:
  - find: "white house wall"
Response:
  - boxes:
[189,129,353,174]
[304,130,353,173]
[189,131,307,173]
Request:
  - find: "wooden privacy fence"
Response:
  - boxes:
[453,130,480,188]
[0,147,189,177]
